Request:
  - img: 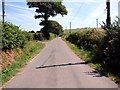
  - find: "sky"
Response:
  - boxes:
[0,0,120,32]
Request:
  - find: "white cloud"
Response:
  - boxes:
[0,3,36,11]
[4,4,41,31]
[6,13,21,21]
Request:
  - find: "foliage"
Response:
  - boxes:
[27,2,68,39]
[27,2,68,20]
[100,17,120,75]
[43,20,63,35]
[33,32,44,41]
[2,22,25,49]
[66,29,106,51]
[22,31,34,41]
[49,33,57,40]
[36,31,41,33]
[2,41,45,85]
[63,34,120,87]
[2,21,34,50]
[66,17,120,77]
[33,32,56,41]
[29,30,35,33]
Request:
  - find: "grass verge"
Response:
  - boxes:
[1,41,45,86]
[62,38,120,87]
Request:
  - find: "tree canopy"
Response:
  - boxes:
[40,20,63,35]
[27,2,68,39]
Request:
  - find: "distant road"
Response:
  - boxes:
[3,37,118,88]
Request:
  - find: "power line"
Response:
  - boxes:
[74,2,85,17]
[63,2,70,31]
[68,2,85,30]
[70,1,85,22]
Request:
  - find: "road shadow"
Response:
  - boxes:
[36,62,88,69]
[84,70,103,77]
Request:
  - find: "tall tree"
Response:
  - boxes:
[41,20,63,35]
[27,2,68,39]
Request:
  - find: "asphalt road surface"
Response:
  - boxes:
[3,38,118,88]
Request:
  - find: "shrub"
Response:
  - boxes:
[2,22,25,49]
[2,21,34,50]
[101,17,120,75]
[66,29,106,51]
[66,17,120,77]
[22,31,34,41]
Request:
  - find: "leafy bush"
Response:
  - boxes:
[2,22,25,49]
[33,32,45,41]
[22,31,34,41]
[66,18,120,77]
[2,21,34,50]
[100,17,120,75]
[33,32,56,41]
[66,29,106,52]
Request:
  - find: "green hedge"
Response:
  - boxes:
[2,21,34,50]
[66,19,120,77]
[22,31,34,41]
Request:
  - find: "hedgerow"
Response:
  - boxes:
[22,31,34,41]
[2,21,34,50]
[66,18,120,77]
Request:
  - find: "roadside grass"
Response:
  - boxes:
[62,38,120,87]
[62,38,93,62]
[1,41,45,85]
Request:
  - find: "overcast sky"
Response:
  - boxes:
[0,0,120,32]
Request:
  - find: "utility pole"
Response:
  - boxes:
[69,22,71,33]
[106,0,111,27]
[66,27,67,33]
[2,0,5,24]
[118,1,120,24]
[96,18,98,28]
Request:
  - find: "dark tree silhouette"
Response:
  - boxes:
[44,20,63,35]
[27,1,68,40]
[29,30,35,33]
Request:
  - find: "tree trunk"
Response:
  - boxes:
[42,13,50,40]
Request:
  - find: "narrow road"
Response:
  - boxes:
[3,38,118,88]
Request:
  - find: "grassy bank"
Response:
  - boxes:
[1,41,45,86]
[62,37,120,87]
